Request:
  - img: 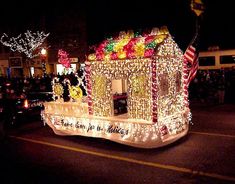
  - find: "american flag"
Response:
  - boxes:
[182,0,203,106]
[184,45,196,64]
[184,44,199,85]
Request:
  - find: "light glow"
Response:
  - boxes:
[41,27,191,148]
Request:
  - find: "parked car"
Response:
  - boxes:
[0,81,53,126]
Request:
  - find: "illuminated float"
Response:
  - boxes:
[41,26,192,148]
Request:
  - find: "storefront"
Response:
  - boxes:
[0,59,8,77]
[9,57,23,78]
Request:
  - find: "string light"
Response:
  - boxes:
[41,27,190,148]
[0,30,49,58]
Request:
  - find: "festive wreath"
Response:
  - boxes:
[53,83,64,97]
[69,85,83,100]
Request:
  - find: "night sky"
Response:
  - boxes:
[0,0,235,51]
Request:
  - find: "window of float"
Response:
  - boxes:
[112,79,128,116]
[159,73,169,96]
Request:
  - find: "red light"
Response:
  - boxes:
[24,99,29,108]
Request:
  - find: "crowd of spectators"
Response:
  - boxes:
[0,74,53,97]
[1,68,235,105]
[189,68,235,104]
[0,70,86,100]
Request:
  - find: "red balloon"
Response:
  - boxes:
[144,49,154,57]
[111,52,118,60]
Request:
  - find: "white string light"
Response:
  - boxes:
[0,30,50,58]
[41,27,190,148]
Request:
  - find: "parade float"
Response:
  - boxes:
[41,26,195,148]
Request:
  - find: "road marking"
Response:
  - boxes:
[190,131,235,138]
[9,135,235,183]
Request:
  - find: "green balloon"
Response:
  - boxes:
[105,41,114,52]
[146,42,156,49]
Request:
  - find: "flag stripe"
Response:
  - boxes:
[185,50,194,58]
[187,46,196,52]
[184,44,199,86]
[184,46,196,63]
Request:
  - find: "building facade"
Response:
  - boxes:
[0,2,88,78]
[199,49,235,70]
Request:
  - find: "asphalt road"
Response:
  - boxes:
[0,103,235,184]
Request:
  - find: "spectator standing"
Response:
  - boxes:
[217,75,226,104]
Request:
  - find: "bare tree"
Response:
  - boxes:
[0,30,50,77]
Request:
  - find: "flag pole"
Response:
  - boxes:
[189,0,204,46]
[189,13,200,47]
[184,0,205,84]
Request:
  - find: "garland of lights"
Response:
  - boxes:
[63,78,83,102]
[88,26,168,61]
[50,28,190,130]
[0,30,49,58]
[51,77,63,101]
[183,58,190,107]
[41,26,191,148]
[151,58,158,124]
[85,61,93,115]
[76,70,87,92]
[86,33,190,132]
[51,71,87,102]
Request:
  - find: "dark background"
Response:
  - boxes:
[0,0,234,51]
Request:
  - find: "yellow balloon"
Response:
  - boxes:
[88,53,96,61]
[113,39,130,52]
[155,35,166,44]
[117,51,126,59]
[69,85,83,100]
[113,42,123,52]
[104,53,111,61]
[134,41,145,57]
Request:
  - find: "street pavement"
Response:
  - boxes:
[0,103,235,184]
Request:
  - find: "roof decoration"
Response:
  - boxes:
[88,26,169,61]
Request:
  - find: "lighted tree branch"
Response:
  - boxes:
[0,30,50,58]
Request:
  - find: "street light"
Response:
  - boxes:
[41,48,47,77]
[41,48,47,56]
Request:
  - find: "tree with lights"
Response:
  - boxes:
[0,30,49,77]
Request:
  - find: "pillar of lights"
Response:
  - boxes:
[41,48,47,76]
